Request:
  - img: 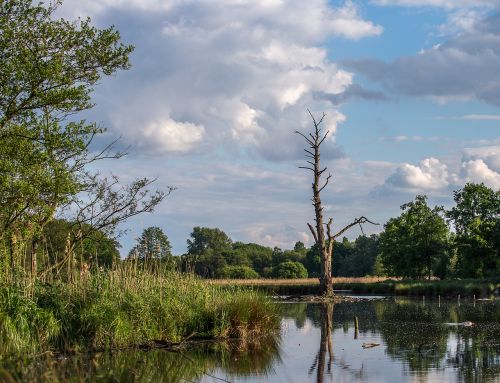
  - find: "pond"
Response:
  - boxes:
[8,297,500,382]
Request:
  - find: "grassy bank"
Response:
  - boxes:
[212,278,499,297]
[0,269,279,359]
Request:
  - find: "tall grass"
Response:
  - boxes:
[0,265,279,359]
[213,277,499,297]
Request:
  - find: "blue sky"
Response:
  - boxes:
[58,0,500,255]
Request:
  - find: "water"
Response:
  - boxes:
[8,298,500,382]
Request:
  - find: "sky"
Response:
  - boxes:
[57,0,500,255]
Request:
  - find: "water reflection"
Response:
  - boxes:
[2,298,500,382]
[308,303,333,383]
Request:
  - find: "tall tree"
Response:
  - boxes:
[447,183,499,278]
[379,195,449,279]
[129,227,172,262]
[187,227,232,256]
[296,111,376,296]
[186,227,232,277]
[0,0,166,281]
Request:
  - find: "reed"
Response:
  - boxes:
[0,265,280,359]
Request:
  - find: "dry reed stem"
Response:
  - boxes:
[208,276,395,286]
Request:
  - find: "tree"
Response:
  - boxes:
[379,195,450,279]
[186,227,232,277]
[43,219,120,270]
[187,227,232,256]
[218,265,259,279]
[0,0,166,282]
[231,242,272,273]
[296,111,376,296]
[274,261,308,279]
[294,241,306,253]
[129,227,172,263]
[447,183,500,278]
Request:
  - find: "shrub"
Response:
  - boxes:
[274,262,308,279]
[219,266,259,279]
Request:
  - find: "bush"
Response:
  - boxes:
[219,266,259,279]
[274,262,308,279]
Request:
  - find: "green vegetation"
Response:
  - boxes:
[0,267,279,359]
[273,261,308,279]
[0,1,279,367]
[379,195,450,279]
[174,185,498,281]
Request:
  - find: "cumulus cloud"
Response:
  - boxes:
[461,159,500,189]
[377,146,500,194]
[460,146,500,188]
[384,158,450,190]
[345,12,500,106]
[57,0,382,158]
[139,117,205,153]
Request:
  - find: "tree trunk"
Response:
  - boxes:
[297,111,377,297]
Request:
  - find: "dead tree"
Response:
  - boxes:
[296,111,377,297]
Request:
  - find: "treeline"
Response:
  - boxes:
[124,182,498,280]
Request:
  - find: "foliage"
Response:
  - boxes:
[379,195,450,279]
[447,183,500,278]
[0,0,167,285]
[0,268,279,359]
[218,265,260,279]
[43,219,120,269]
[273,261,308,279]
[187,227,232,256]
[128,227,172,263]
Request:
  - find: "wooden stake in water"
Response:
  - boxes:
[438,295,441,307]
[474,294,476,308]
[458,294,461,307]
[354,316,359,340]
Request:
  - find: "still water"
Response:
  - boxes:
[13,297,500,382]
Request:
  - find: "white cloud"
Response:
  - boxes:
[139,117,205,153]
[461,159,500,189]
[378,146,500,194]
[384,158,450,190]
[56,0,381,157]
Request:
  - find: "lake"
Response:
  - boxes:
[10,297,500,382]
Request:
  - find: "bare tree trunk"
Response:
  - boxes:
[297,111,378,297]
[310,302,334,383]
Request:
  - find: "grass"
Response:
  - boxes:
[211,277,499,297]
[0,267,280,360]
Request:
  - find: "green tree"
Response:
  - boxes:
[218,265,259,279]
[0,0,165,282]
[187,227,232,256]
[447,183,500,278]
[129,227,172,262]
[43,219,120,269]
[229,242,272,272]
[186,227,232,278]
[379,195,450,279]
[274,261,308,279]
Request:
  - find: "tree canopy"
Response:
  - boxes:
[447,183,500,278]
[379,195,450,279]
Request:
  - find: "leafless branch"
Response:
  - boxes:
[307,222,318,243]
[333,216,379,239]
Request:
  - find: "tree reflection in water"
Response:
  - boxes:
[2,299,500,382]
[308,303,333,383]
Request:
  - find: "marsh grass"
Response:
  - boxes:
[0,265,279,360]
[212,277,499,297]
